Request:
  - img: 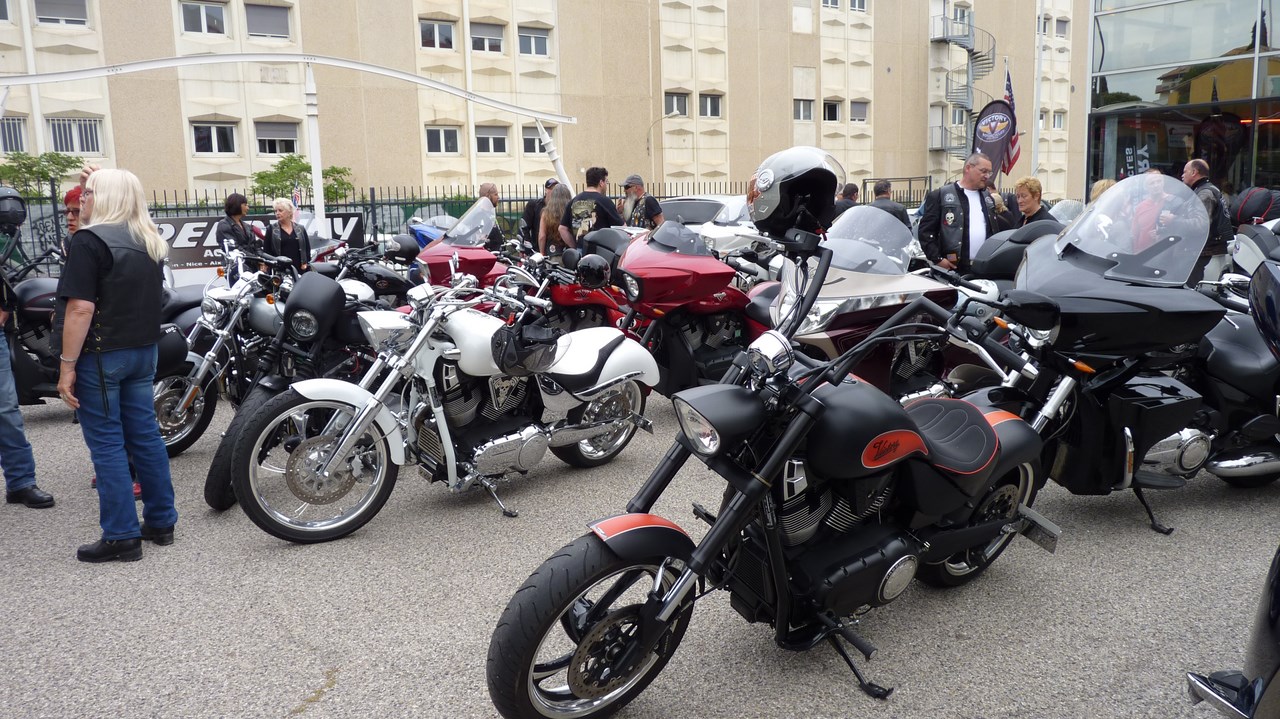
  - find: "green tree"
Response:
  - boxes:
[250,153,354,204]
[0,151,83,195]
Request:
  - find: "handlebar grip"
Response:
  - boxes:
[959,316,1027,372]
[523,294,552,311]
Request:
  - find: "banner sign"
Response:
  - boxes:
[971,100,1016,175]
[160,213,365,270]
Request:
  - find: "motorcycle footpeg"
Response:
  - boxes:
[1131,470,1187,491]
[691,501,717,526]
[631,413,654,434]
[1015,504,1060,554]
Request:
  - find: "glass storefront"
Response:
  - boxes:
[1089,0,1276,196]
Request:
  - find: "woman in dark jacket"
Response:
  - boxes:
[1014,176,1055,226]
[266,197,310,273]
[215,192,252,251]
[57,168,177,563]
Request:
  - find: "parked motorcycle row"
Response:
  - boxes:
[8,152,1280,717]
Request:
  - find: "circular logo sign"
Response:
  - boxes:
[976,113,1012,143]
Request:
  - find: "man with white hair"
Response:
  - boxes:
[617,174,664,229]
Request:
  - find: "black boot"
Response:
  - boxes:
[76,538,142,563]
[139,524,174,546]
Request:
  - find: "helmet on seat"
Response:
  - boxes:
[748,146,844,238]
[575,254,611,289]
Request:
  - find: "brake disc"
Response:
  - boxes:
[566,605,644,699]
[284,435,360,505]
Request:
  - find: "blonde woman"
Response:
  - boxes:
[267,197,310,272]
[56,168,177,563]
[539,183,571,255]
[1090,178,1116,204]
[1014,176,1054,226]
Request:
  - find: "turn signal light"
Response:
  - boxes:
[265,294,275,305]
[1072,359,1095,374]
[992,317,1009,329]
[216,266,226,278]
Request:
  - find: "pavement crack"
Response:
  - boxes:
[288,667,339,716]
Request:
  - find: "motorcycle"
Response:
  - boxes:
[1185,264,1280,718]
[199,239,419,508]
[485,222,1062,717]
[227,258,660,543]
[416,198,510,287]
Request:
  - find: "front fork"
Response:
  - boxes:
[172,308,247,414]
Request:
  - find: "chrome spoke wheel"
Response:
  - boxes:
[576,382,642,461]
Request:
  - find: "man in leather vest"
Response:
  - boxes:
[918,152,997,272]
[1181,158,1231,285]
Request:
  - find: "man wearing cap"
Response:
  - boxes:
[618,174,664,230]
[521,178,558,247]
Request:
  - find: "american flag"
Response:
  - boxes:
[1002,61,1021,175]
[291,183,301,209]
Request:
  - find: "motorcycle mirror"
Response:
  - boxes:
[998,290,1060,331]
[561,248,582,270]
[449,250,460,279]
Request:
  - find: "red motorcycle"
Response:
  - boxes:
[415,197,509,287]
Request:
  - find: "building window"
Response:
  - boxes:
[1039,110,1047,129]
[0,117,24,153]
[664,92,688,117]
[475,126,508,154]
[255,121,297,155]
[193,123,236,154]
[518,26,548,56]
[823,101,840,122]
[850,0,866,10]
[850,101,868,123]
[523,126,552,154]
[1038,14,1049,35]
[821,0,838,8]
[1052,111,1065,130]
[951,106,968,126]
[181,2,225,34]
[699,94,722,118]
[245,4,289,39]
[34,0,87,26]
[48,118,100,154]
[420,20,454,49]
[793,99,813,121]
[0,2,8,22]
[952,4,971,25]
[471,22,503,53]
[1055,18,1069,38]
[426,126,460,154]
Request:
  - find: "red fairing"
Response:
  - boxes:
[618,239,736,314]
[417,243,500,286]
[687,286,750,316]
[550,284,627,313]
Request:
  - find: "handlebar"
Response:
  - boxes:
[958,316,1028,373]
[927,263,987,294]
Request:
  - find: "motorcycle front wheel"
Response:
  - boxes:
[550,380,645,468]
[230,389,399,544]
[487,534,692,719]
[154,369,219,458]
[203,386,278,511]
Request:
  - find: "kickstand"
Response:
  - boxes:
[827,635,893,701]
[480,478,518,518]
[1132,487,1173,535]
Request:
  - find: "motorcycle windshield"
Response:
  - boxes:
[647,219,715,256]
[441,198,496,247]
[822,206,913,275]
[1051,173,1209,287]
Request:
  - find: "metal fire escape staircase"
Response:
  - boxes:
[929,16,997,160]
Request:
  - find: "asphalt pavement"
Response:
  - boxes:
[0,396,1276,719]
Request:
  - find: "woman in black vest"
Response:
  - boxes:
[57,168,177,563]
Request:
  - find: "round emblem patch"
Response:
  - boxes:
[755,169,775,192]
[944,211,957,226]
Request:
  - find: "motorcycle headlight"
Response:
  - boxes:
[619,271,642,302]
[200,297,226,325]
[673,397,720,456]
[288,310,319,340]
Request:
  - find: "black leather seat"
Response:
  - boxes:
[1201,316,1280,400]
[1240,224,1280,257]
[745,283,780,327]
[161,284,204,318]
[545,331,627,395]
[905,398,1000,477]
[582,228,632,274]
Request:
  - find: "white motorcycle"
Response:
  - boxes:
[229,260,660,543]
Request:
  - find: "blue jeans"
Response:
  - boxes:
[0,335,36,493]
[75,345,177,540]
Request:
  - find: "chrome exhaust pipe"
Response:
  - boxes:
[1205,448,1280,478]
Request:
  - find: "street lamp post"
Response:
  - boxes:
[646,111,679,187]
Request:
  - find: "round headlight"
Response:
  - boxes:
[289,310,319,340]
[200,297,225,325]
[621,273,641,302]
[673,397,720,456]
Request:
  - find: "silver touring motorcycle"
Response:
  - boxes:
[229,251,660,544]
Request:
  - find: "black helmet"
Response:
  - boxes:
[575,253,610,289]
[749,146,844,238]
[0,186,26,233]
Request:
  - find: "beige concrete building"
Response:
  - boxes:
[0,0,1089,200]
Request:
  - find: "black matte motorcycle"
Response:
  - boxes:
[485,224,1061,717]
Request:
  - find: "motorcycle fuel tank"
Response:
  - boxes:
[15,277,57,325]
[417,243,502,286]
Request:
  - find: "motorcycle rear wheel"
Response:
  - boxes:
[231,389,398,544]
[916,462,1039,588]
[487,534,692,719]
[203,386,277,511]
[550,381,645,468]
[154,369,219,458]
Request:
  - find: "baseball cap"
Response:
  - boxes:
[623,174,644,188]
[544,178,559,189]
